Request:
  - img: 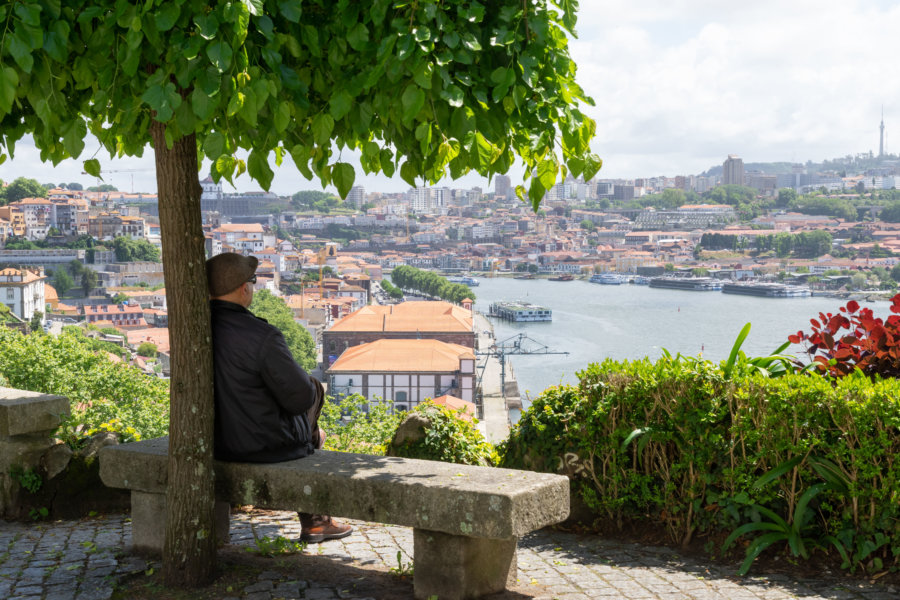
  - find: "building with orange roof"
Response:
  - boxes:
[323,301,475,366]
[126,328,171,354]
[43,283,59,310]
[326,339,476,412]
[0,267,46,321]
[82,303,146,327]
[431,394,476,421]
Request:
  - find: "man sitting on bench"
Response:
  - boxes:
[206,252,352,543]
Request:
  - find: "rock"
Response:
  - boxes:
[385,412,433,456]
[41,442,73,480]
[76,432,119,462]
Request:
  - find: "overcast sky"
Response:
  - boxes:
[2,0,898,196]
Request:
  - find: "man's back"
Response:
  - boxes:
[210,299,318,462]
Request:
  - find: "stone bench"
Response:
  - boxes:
[99,437,569,600]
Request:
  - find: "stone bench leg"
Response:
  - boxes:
[131,491,231,554]
[413,529,517,600]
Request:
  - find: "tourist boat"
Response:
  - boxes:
[648,277,724,291]
[721,282,811,298]
[548,273,575,281]
[447,275,479,287]
[589,273,624,285]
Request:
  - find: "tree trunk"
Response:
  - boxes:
[151,121,217,586]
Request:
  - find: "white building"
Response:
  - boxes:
[0,268,46,321]
[326,339,476,412]
[347,185,366,209]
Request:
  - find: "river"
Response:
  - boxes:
[471,277,891,404]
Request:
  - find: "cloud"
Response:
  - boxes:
[572,0,900,177]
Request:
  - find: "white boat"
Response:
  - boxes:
[589,273,624,285]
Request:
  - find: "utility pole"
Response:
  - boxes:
[475,333,569,413]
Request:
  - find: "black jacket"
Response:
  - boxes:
[210,299,318,462]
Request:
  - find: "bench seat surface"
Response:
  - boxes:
[100,437,569,540]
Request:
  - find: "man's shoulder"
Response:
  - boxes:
[211,301,277,337]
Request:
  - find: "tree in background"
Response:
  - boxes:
[0,177,46,205]
[80,270,98,296]
[0,0,597,585]
[111,293,129,304]
[87,184,118,193]
[112,236,161,263]
[67,182,83,191]
[776,187,797,208]
[29,310,44,332]
[249,289,316,371]
[137,342,158,358]
[52,269,73,296]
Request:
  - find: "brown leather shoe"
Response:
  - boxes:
[299,514,353,543]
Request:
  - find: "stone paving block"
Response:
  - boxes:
[244,580,274,593]
[305,588,339,599]
[12,585,43,595]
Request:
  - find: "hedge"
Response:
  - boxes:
[500,355,900,572]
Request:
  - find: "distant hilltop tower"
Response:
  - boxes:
[880,106,885,157]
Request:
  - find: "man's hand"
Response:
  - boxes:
[317,428,327,449]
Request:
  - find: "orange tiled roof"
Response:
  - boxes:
[328,339,474,372]
[432,394,476,421]
[329,301,472,333]
[126,328,171,354]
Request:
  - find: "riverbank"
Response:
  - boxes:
[474,311,516,443]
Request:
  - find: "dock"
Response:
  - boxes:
[488,301,552,322]
[474,312,518,443]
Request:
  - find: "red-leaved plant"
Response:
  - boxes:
[789,294,900,379]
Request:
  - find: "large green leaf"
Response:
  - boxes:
[0,67,18,115]
[312,113,335,146]
[155,3,181,31]
[247,149,274,189]
[329,90,353,121]
[331,162,355,199]
[401,85,426,122]
[203,132,226,159]
[206,40,232,72]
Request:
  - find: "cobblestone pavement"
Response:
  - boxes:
[1,510,898,600]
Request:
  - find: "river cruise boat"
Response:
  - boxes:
[722,282,811,298]
[447,275,479,287]
[648,277,724,291]
[488,301,552,322]
[589,273,624,285]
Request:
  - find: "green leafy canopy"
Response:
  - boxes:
[0,0,599,206]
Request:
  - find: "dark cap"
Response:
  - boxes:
[206,252,258,297]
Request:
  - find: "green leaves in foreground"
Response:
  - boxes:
[0,0,598,207]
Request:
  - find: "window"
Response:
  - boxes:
[6,288,13,299]
[395,391,407,403]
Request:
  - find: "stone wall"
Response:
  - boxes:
[0,387,69,518]
[0,387,128,520]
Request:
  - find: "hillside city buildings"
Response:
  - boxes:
[4,150,900,410]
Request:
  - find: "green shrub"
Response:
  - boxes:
[0,328,169,447]
[318,394,405,454]
[500,355,900,572]
[389,400,496,466]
